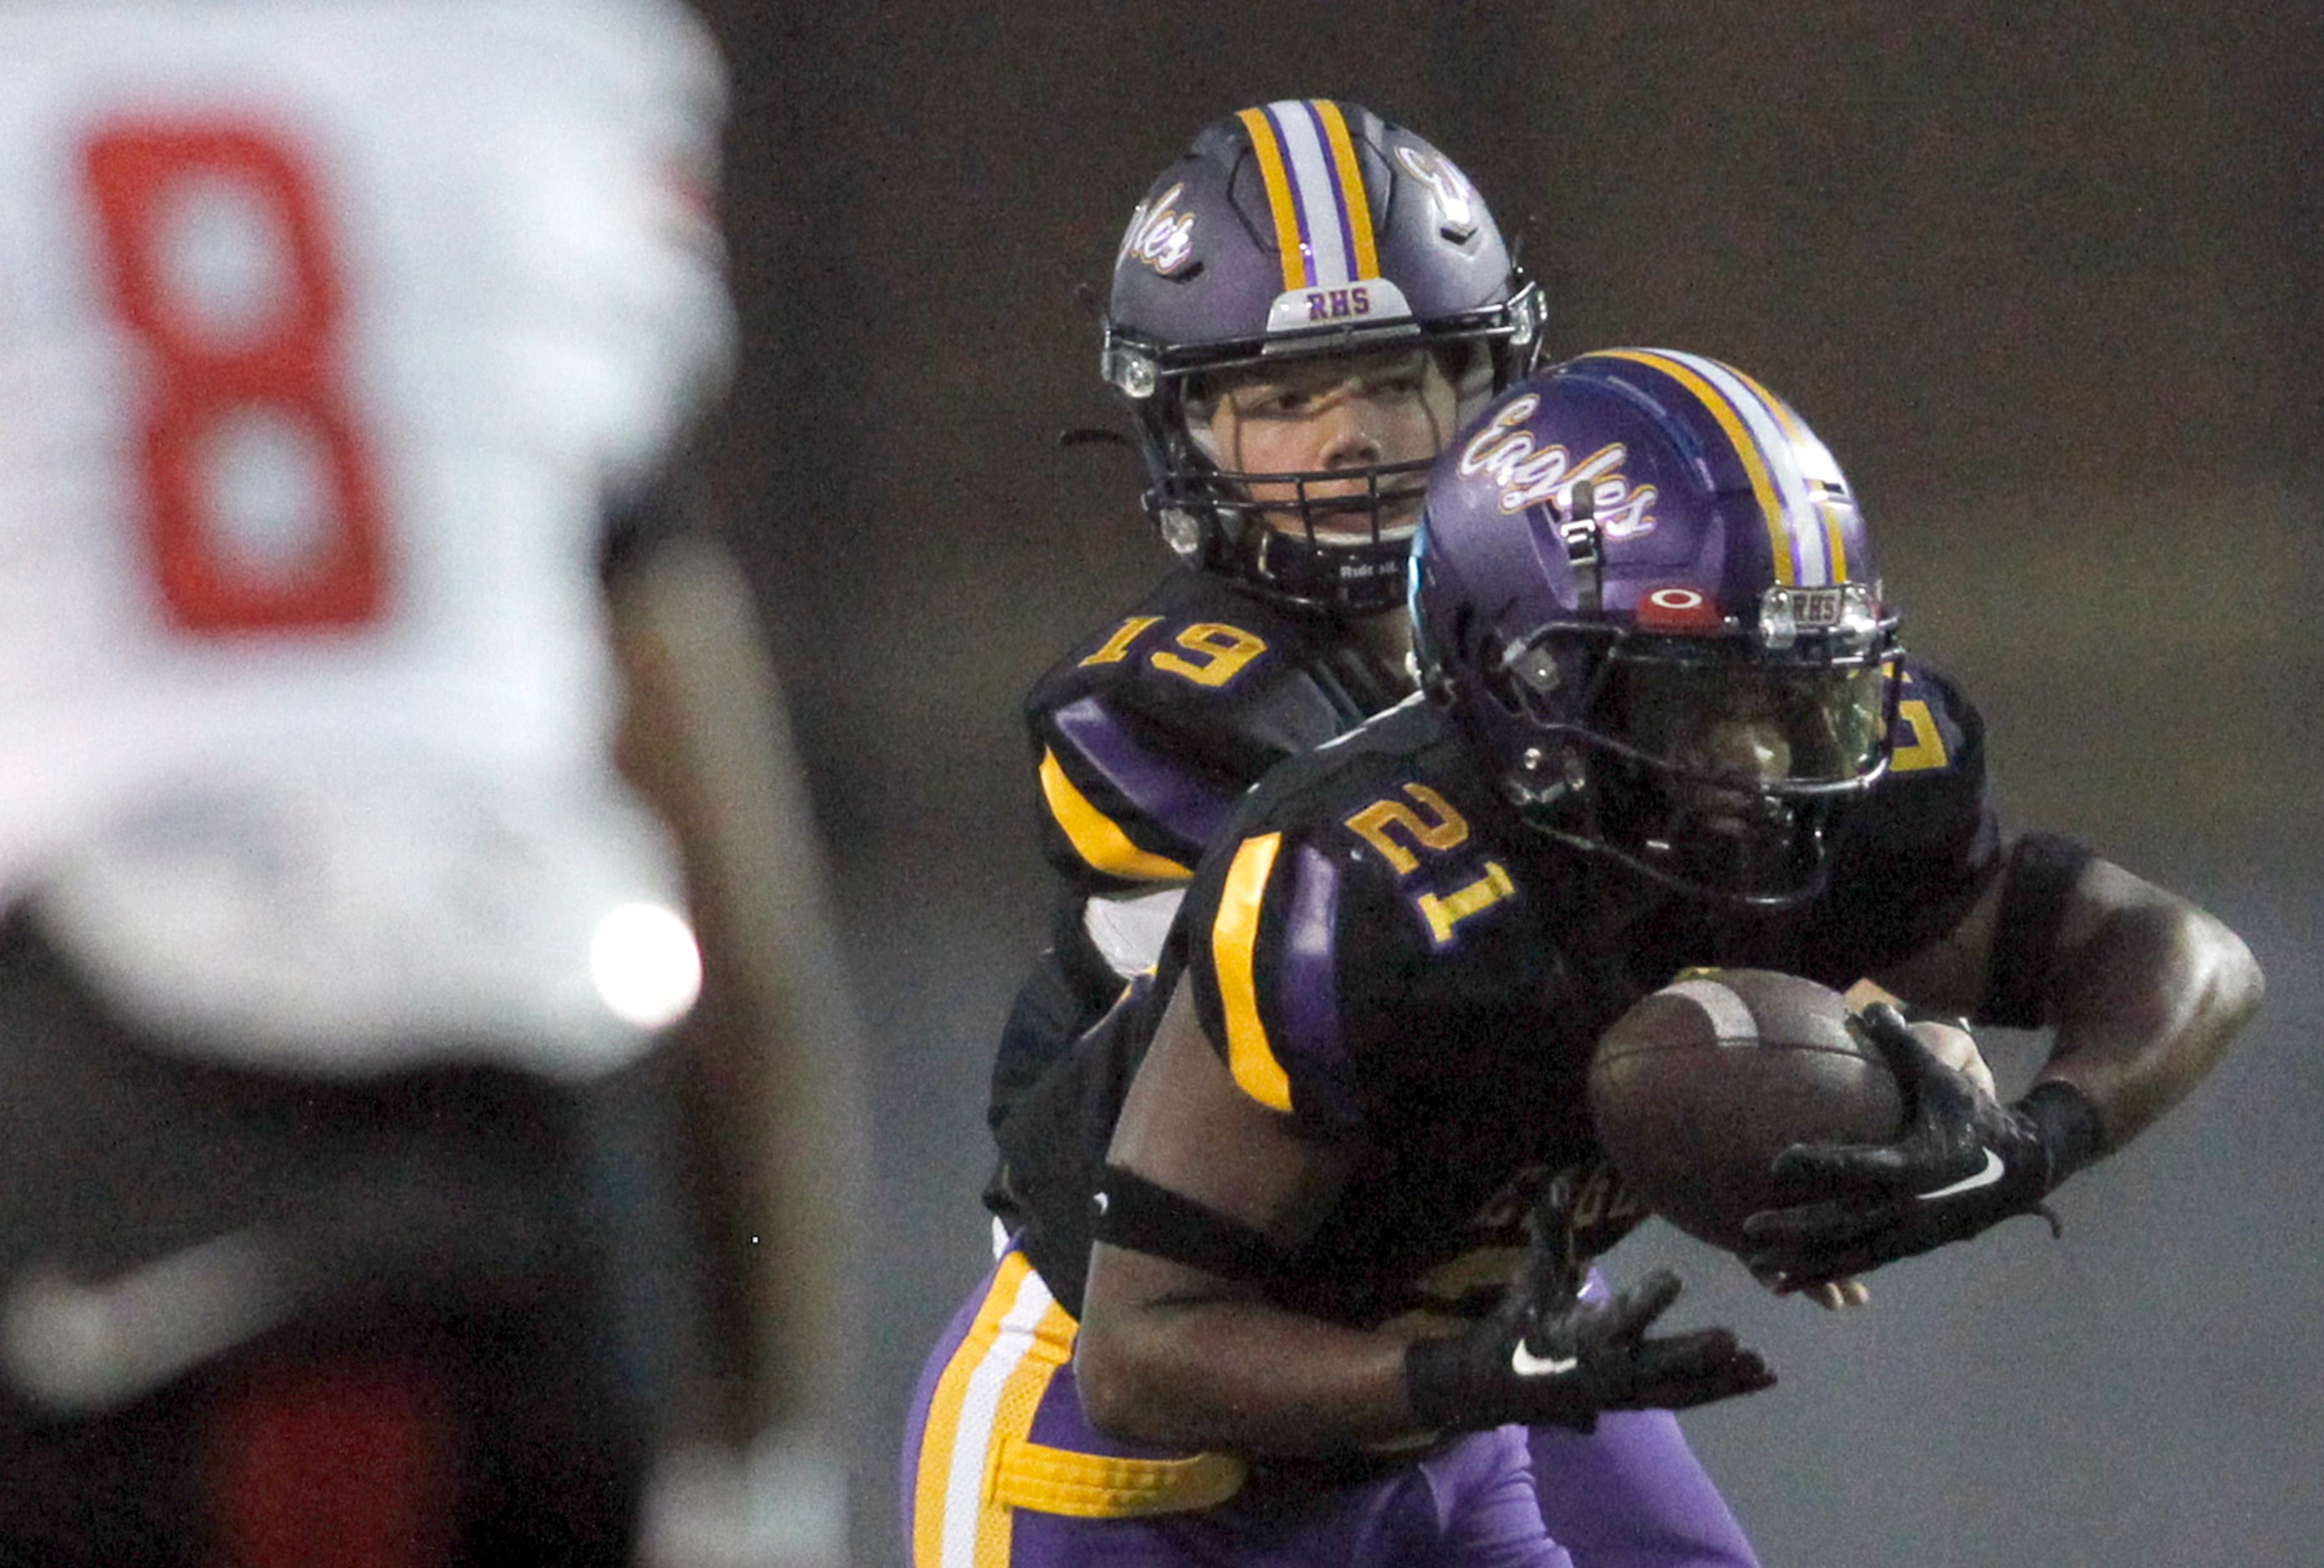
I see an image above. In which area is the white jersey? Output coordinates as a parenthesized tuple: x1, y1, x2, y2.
(0, 0, 737, 1078)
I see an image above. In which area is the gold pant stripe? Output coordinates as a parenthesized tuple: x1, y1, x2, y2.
(992, 1438, 1248, 1519)
(914, 1254, 1069, 1568)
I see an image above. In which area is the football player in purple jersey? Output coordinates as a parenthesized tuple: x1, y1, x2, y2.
(914, 348, 2261, 1565)
(986, 99, 1545, 1145)
(945, 102, 1762, 1566)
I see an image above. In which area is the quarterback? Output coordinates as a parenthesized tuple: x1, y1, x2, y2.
(987, 99, 1546, 1139)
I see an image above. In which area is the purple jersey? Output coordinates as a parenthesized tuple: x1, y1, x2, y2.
(1026, 569, 1405, 895)
(991, 569, 1405, 1133)
(1002, 656, 1997, 1327)
(963, 643, 1992, 1567)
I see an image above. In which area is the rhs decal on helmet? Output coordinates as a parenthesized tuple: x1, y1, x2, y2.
(1262, 276, 1415, 335)
(1456, 398, 1657, 538)
(1121, 182, 1197, 276)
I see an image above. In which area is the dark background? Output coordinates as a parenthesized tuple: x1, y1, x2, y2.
(691, 4, 2321, 1561)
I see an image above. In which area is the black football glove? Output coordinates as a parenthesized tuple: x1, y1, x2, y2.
(1739, 1003, 2106, 1290)
(1404, 1173, 1775, 1434)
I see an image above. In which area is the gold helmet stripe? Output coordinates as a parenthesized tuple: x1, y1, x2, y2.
(1594, 349, 1800, 586)
(1237, 106, 1309, 291)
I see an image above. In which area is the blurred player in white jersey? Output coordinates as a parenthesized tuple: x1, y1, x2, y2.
(0, 2, 860, 1563)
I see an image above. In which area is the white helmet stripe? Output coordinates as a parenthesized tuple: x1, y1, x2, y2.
(1263, 100, 1359, 289)
(1667, 350, 1832, 587)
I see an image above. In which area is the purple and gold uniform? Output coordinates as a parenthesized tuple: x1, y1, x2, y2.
(987, 96, 1544, 1149)
(911, 659, 1994, 1565)
(989, 569, 1405, 1137)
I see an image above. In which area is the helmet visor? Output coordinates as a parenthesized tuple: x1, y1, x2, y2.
(1594, 652, 1893, 792)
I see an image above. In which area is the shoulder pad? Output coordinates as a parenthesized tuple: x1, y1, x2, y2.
(1025, 575, 1403, 891)
(1175, 707, 1539, 1135)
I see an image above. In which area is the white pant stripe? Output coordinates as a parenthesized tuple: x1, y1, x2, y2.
(939, 1265, 1057, 1568)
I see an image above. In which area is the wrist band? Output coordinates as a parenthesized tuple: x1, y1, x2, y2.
(2018, 1079, 2106, 1186)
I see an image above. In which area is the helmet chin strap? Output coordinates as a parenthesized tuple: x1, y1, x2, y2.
(1241, 527, 1410, 618)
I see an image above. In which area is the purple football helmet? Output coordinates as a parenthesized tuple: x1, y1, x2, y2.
(1103, 99, 1545, 616)
(1410, 349, 1901, 905)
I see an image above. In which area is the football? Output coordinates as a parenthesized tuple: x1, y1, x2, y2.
(1587, 969, 1905, 1252)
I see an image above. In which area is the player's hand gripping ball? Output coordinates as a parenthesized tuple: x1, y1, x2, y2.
(1587, 969, 1905, 1253)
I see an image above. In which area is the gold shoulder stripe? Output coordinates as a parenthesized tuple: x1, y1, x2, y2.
(1213, 833, 1294, 1113)
(1039, 749, 1194, 883)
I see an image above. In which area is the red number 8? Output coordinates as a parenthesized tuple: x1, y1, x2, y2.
(84, 120, 388, 634)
